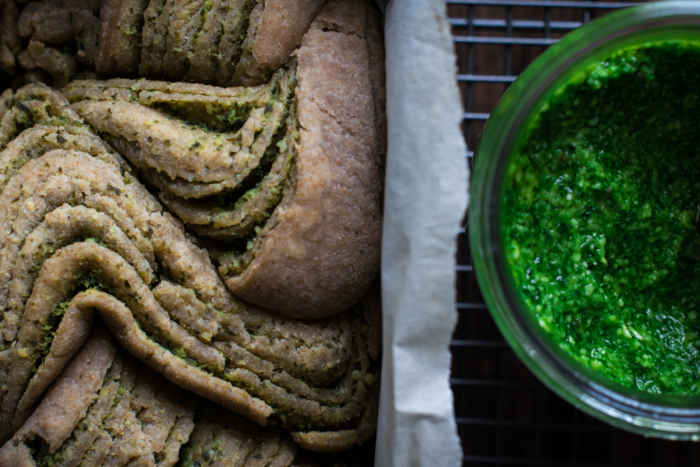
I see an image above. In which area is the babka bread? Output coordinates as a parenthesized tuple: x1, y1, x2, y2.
(97, 0, 327, 86)
(0, 83, 380, 452)
(66, 0, 384, 319)
(0, 0, 385, 461)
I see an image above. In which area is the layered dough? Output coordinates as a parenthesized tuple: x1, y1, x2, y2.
(179, 401, 298, 467)
(67, 1, 384, 319)
(0, 0, 385, 460)
(0, 85, 380, 453)
(96, 0, 327, 86)
(1, 0, 335, 89)
(0, 327, 312, 467)
(64, 63, 299, 246)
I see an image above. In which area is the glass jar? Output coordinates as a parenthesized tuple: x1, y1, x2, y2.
(470, 1, 700, 439)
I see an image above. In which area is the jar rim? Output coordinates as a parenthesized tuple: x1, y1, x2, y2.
(470, 0, 700, 439)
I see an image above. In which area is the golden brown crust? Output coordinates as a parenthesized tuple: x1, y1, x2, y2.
(231, 0, 327, 86)
(225, 14, 382, 319)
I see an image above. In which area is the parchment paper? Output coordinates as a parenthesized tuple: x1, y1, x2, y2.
(375, 0, 469, 466)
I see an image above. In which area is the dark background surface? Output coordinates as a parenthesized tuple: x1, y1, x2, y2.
(449, 1, 700, 465)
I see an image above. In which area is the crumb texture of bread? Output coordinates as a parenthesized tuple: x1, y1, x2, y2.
(225, 1, 382, 319)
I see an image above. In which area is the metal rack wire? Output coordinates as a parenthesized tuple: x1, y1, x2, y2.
(449, 1, 700, 465)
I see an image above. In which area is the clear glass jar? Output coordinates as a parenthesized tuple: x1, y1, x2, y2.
(470, 1, 700, 439)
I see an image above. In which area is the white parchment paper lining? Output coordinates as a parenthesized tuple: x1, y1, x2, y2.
(375, 0, 469, 466)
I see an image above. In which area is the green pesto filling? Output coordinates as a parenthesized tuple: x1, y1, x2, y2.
(25, 244, 217, 379)
(209, 116, 286, 212)
(153, 96, 266, 134)
(145, 327, 222, 375)
(221, 367, 351, 432)
(187, 0, 214, 58)
(166, 76, 295, 269)
(190, 0, 213, 49)
(176, 403, 228, 467)
(149, 65, 283, 133)
(182, 0, 254, 85)
(219, 151, 293, 267)
(209, 76, 289, 207)
(504, 41, 700, 395)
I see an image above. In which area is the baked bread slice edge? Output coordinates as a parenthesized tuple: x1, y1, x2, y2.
(223, 1, 383, 320)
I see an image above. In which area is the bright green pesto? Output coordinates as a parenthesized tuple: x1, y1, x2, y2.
(504, 42, 700, 395)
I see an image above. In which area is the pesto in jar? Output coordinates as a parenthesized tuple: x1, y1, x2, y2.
(504, 42, 700, 395)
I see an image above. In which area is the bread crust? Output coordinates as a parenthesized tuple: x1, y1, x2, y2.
(225, 1, 383, 319)
(231, 0, 327, 86)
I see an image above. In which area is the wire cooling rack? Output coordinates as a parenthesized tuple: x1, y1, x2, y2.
(448, 1, 700, 466)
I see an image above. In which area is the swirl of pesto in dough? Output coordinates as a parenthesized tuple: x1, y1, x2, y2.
(0, 84, 380, 453)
